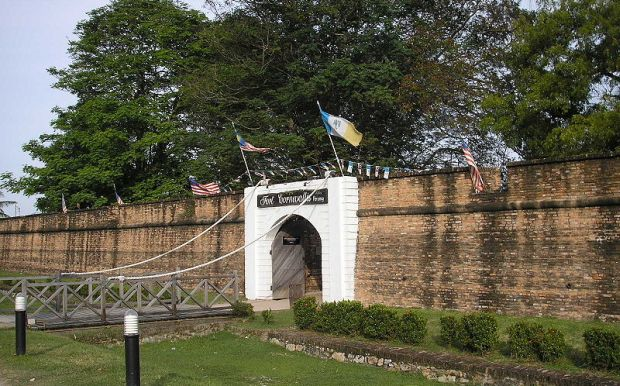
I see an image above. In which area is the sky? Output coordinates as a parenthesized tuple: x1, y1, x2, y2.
(0, 0, 537, 217)
(0, 0, 209, 216)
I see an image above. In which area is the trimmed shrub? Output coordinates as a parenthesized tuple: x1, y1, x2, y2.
(398, 310, 427, 344)
(313, 300, 364, 335)
(584, 328, 620, 370)
(292, 296, 318, 330)
(460, 313, 498, 354)
(261, 309, 274, 324)
(507, 322, 565, 362)
(232, 301, 254, 318)
(361, 304, 399, 340)
(537, 328, 565, 362)
(507, 322, 542, 359)
(440, 316, 462, 347)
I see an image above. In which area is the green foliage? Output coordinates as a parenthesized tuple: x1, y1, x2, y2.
(6, 0, 521, 210)
(292, 296, 318, 330)
(439, 316, 462, 347)
(232, 301, 254, 318)
(313, 300, 363, 336)
(460, 313, 498, 354)
(584, 328, 620, 370)
(3, 0, 207, 212)
(441, 313, 498, 354)
(398, 310, 427, 345)
(507, 322, 565, 362)
(261, 308, 274, 324)
(360, 304, 399, 340)
(483, 0, 620, 158)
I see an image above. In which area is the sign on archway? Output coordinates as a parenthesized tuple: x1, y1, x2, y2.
(244, 177, 359, 302)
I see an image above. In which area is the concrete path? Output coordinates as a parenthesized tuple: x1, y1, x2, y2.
(249, 299, 290, 312)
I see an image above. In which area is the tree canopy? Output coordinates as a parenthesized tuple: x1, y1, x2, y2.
(5, 0, 527, 212)
(482, 0, 620, 159)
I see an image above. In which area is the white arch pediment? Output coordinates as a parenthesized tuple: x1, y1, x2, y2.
(244, 177, 359, 302)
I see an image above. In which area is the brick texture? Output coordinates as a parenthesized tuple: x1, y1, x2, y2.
(356, 154, 619, 320)
(0, 154, 618, 320)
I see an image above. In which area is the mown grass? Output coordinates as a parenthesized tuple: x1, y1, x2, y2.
(233, 308, 620, 380)
(0, 329, 444, 385)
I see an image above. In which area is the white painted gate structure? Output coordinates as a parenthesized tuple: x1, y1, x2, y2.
(244, 177, 359, 302)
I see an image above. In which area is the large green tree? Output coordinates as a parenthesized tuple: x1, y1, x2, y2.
(182, 0, 519, 179)
(4, 0, 206, 212)
(482, 0, 620, 159)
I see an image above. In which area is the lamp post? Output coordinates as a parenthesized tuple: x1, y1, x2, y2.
(15, 293, 26, 355)
(124, 309, 140, 386)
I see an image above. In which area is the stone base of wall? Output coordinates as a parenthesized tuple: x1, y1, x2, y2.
(231, 328, 619, 386)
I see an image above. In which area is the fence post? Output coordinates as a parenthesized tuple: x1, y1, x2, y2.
(137, 282, 142, 312)
(233, 270, 239, 303)
(87, 277, 93, 304)
(171, 275, 177, 318)
(20, 278, 27, 298)
(100, 276, 107, 323)
(55, 272, 62, 313)
(62, 283, 68, 320)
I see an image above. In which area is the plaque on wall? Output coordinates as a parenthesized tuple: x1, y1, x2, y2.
(257, 189, 328, 208)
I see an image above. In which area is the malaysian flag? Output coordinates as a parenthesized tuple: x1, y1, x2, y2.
(462, 142, 485, 193)
(189, 177, 220, 196)
(235, 130, 270, 153)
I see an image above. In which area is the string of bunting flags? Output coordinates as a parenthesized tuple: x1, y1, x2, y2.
(249, 159, 415, 181)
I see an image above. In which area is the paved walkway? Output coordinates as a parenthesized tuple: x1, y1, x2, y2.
(249, 298, 290, 312)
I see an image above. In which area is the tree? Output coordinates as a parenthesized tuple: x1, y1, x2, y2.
(482, 0, 620, 159)
(0, 192, 16, 218)
(3, 0, 206, 212)
(183, 0, 519, 174)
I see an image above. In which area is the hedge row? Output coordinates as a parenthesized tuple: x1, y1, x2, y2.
(292, 297, 427, 344)
(293, 298, 620, 370)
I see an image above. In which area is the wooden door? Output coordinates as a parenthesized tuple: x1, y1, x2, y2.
(271, 229, 305, 299)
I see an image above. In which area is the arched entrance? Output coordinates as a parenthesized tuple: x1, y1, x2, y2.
(244, 176, 359, 302)
(270, 215, 322, 299)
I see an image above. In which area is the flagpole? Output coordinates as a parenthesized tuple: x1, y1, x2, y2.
(317, 101, 344, 177)
(233, 123, 254, 185)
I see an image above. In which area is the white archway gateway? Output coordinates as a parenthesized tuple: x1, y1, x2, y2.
(244, 177, 359, 302)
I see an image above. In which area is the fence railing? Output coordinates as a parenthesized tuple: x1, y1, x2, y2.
(0, 272, 239, 324)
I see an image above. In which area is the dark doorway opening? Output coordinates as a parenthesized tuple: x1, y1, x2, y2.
(271, 215, 322, 300)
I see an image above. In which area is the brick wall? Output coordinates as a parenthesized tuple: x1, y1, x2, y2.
(0, 194, 246, 288)
(0, 154, 617, 320)
(356, 154, 619, 320)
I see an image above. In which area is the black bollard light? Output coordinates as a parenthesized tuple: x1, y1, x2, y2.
(124, 309, 140, 386)
(15, 293, 26, 356)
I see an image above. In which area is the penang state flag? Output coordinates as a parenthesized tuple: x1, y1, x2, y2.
(318, 102, 363, 147)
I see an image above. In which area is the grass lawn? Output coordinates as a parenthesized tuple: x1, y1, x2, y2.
(0, 329, 444, 386)
(234, 308, 620, 380)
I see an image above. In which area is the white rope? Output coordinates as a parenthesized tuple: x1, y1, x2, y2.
(111, 177, 330, 281)
(64, 185, 259, 276)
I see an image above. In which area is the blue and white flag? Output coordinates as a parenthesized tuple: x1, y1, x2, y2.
(317, 102, 363, 147)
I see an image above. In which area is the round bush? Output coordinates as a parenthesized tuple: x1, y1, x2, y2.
(313, 300, 364, 335)
(460, 313, 498, 354)
(439, 315, 462, 347)
(232, 301, 254, 318)
(292, 296, 318, 330)
(361, 304, 399, 340)
(584, 328, 620, 370)
(507, 322, 542, 359)
(398, 310, 427, 344)
(536, 328, 565, 362)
